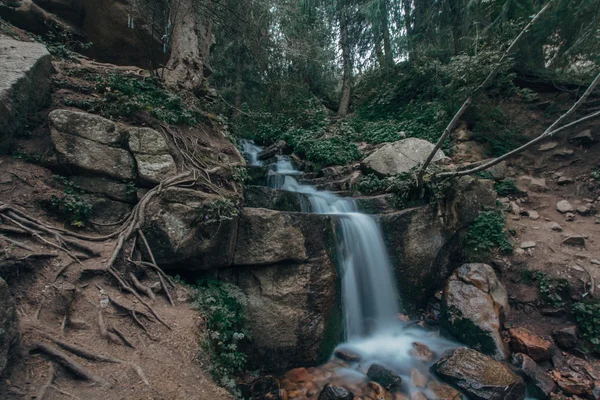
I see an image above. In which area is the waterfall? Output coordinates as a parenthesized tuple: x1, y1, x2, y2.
(244, 145, 400, 339)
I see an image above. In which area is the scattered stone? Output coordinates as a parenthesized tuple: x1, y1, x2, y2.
(553, 148, 574, 158)
(591, 259, 600, 266)
(432, 348, 525, 400)
(361, 138, 446, 177)
(529, 178, 547, 192)
(528, 210, 540, 220)
(569, 129, 595, 145)
(367, 364, 402, 391)
(511, 353, 557, 399)
(426, 381, 461, 400)
(548, 222, 563, 232)
(518, 175, 533, 186)
(561, 235, 586, 247)
(515, 248, 525, 255)
(556, 200, 574, 213)
(318, 384, 354, 400)
(570, 264, 585, 272)
(553, 172, 563, 179)
(441, 264, 509, 360)
(510, 202, 521, 215)
(539, 141, 558, 151)
(367, 382, 393, 400)
(557, 176, 574, 185)
(509, 327, 552, 361)
(489, 161, 507, 181)
(410, 368, 428, 388)
(576, 204, 593, 215)
(286, 368, 309, 382)
(0, 278, 19, 376)
(520, 241, 536, 249)
(552, 326, 578, 350)
(565, 213, 576, 221)
(551, 370, 594, 397)
(334, 349, 361, 362)
(410, 342, 435, 362)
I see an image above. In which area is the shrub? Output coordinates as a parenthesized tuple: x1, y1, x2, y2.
(45, 176, 93, 227)
(573, 300, 600, 351)
(463, 210, 512, 261)
(355, 174, 389, 195)
(494, 179, 521, 196)
(194, 278, 249, 393)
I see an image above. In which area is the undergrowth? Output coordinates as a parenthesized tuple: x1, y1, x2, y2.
(193, 278, 249, 394)
(494, 179, 521, 196)
(573, 300, 600, 352)
(45, 176, 93, 227)
(463, 209, 512, 261)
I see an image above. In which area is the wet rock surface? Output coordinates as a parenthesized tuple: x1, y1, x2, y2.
(511, 353, 557, 399)
(367, 364, 402, 390)
(432, 347, 526, 400)
(441, 263, 509, 360)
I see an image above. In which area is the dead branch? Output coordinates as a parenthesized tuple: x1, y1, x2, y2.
(36, 362, 56, 400)
(435, 109, 600, 179)
(417, 1, 553, 185)
(34, 342, 109, 387)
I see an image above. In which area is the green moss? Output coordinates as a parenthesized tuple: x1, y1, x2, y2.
(440, 305, 498, 356)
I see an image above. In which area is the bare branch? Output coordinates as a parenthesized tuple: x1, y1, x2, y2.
(417, 1, 553, 185)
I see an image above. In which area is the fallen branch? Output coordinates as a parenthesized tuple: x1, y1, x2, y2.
(417, 1, 553, 185)
(34, 342, 109, 387)
(435, 108, 600, 179)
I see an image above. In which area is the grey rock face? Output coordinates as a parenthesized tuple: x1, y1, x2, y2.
(0, 37, 52, 153)
(127, 127, 176, 185)
(0, 278, 19, 377)
(361, 138, 446, 177)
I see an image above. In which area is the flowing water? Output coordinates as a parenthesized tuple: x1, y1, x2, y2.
(241, 140, 456, 396)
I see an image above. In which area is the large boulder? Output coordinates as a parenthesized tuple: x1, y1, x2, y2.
(233, 208, 308, 266)
(143, 187, 239, 269)
(0, 36, 52, 153)
(219, 212, 340, 371)
(432, 347, 526, 400)
(380, 176, 496, 310)
(441, 263, 509, 360)
(0, 278, 19, 377)
(49, 110, 136, 180)
(361, 138, 446, 177)
(510, 353, 557, 399)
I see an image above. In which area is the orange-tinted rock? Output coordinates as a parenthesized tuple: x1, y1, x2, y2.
(426, 381, 461, 400)
(335, 349, 362, 362)
(409, 391, 427, 400)
(288, 368, 310, 382)
(410, 342, 435, 362)
(509, 327, 552, 361)
(410, 369, 428, 388)
(393, 393, 409, 400)
(367, 382, 392, 400)
(279, 389, 289, 400)
(551, 370, 594, 396)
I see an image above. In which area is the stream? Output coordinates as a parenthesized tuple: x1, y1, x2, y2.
(242, 140, 458, 399)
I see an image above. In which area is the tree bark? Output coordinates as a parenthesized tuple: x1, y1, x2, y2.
(233, 50, 244, 119)
(338, 2, 352, 118)
(163, 0, 213, 95)
(381, 0, 393, 66)
(374, 29, 385, 67)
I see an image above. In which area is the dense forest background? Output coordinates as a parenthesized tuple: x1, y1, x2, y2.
(203, 0, 600, 167)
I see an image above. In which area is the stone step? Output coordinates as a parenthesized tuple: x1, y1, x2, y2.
(244, 185, 397, 214)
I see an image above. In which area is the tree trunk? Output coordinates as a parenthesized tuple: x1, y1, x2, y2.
(338, 3, 352, 118)
(374, 29, 385, 67)
(233, 50, 244, 119)
(163, 0, 213, 95)
(381, 0, 393, 66)
(403, 0, 414, 60)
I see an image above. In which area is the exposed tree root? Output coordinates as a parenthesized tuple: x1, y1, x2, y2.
(0, 233, 34, 251)
(34, 342, 109, 387)
(54, 261, 75, 282)
(129, 272, 156, 301)
(50, 385, 81, 399)
(97, 310, 122, 345)
(36, 362, 56, 400)
(110, 326, 136, 349)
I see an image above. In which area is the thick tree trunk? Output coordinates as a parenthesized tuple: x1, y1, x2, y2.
(337, 4, 352, 118)
(163, 0, 213, 95)
(374, 29, 385, 67)
(403, 0, 414, 60)
(232, 51, 244, 119)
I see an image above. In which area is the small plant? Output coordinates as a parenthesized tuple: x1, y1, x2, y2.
(537, 272, 570, 308)
(463, 209, 512, 261)
(355, 174, 389, 194)
(194, 278, 249, 394)
(12, 149, 45, 164)
(231, 166, 249, 184)
(494, 179, 521, 196)
(572, 300, 600, 351)
(591, 169, 600, 180)
(45, 176, 93, 227)
(197, 198, 239, 224)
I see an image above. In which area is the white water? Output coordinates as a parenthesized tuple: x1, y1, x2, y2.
(242, 142, 457, 393)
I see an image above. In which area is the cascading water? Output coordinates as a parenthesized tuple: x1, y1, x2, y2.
(241, 140, 457, 395)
